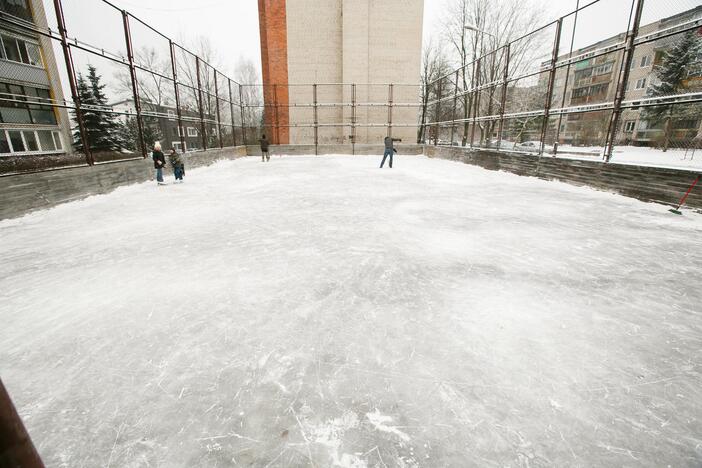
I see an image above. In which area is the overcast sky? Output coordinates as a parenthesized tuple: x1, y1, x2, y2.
(52, 0, 701, 84)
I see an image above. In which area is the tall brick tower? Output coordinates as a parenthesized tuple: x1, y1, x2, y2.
(257, 0, 424, 145)
(258, 0, 290, 144)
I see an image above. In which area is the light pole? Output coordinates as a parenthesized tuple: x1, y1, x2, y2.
(464, 24, 496, 41)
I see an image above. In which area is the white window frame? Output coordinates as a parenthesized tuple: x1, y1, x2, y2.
(635, 78, 647, 90)
(177, 126, 185, 137)
(172, 141, 186, 152)
(187, 127, 198, 137)
(640, 55, 651, 68)
(0, 128, 65, 156)
(624, 121, 636, 133)
(0, 33, 43, 68)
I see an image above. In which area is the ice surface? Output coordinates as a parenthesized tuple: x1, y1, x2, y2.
(1, 155, 701, 467)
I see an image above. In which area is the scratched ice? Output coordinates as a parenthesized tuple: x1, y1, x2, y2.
(1, 155, 701, 467)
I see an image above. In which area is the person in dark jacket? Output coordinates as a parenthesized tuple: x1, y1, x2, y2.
(380, 136, 401, 168)
(169, 148, 184, 183)
(152, 141, 166, 184)
(259, 134, 270, 162)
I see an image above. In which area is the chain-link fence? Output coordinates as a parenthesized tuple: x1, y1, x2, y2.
(244, 82, 423, 152)
(0, 0, 255, 175)
(423, 0, 702, 169)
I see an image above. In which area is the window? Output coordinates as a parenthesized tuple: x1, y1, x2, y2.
(673, 119, 697, 130)
(640, 55, 651, 68)
(38, 130, 55, 151)
(187, 127, 198, 137)
(635, 78, 647, 90)
(624, 121, 636, 133)
(0, 35, 42, 66)
(172, 141, 186, 152)
(0, 83, 56, 125)
(24, 130, 38, 151)
(7, 130, 24, 152)
(0, 0, 33, 22)
(0, 131, 9, 153)
(52, 131, 62, 150)
(177, 126, 185, 137)
(592, 63, 613, 76)
(0, 129, 64, 155)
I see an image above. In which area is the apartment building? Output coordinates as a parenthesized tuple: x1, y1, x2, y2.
(0, 0, 72, 157)
(547, 5, 701, 147)
(111, 98, 219, 153)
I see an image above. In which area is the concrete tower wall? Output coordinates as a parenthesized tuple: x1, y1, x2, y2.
(259, 0, 424, 145)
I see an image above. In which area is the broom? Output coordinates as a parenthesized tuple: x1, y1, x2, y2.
(669, 174, 700, 215)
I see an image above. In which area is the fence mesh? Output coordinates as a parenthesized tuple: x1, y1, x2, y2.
(0, 0, 700, 175)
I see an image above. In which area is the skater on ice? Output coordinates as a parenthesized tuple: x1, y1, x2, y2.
(169, 147, 185, 183)
(152, 141, 166, 185)
(259, 134, 270, 162)
(380, 135, 401, 168)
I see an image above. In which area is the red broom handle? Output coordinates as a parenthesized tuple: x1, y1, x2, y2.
(675, 175, 700, 210)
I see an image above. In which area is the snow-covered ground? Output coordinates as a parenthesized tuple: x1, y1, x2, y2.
(1, 155, 701, 467)
(555, 145, 701, 170)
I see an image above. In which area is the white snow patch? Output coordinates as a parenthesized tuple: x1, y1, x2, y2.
(366, 409, 410, 442)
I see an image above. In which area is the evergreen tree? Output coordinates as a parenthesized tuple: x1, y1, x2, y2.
(642, 32, 701, 152)
(118, 115, 162, 153)
(72, 65, 123, 153)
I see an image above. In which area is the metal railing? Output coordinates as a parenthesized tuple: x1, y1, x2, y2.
(422, 0, 702, 166)
(0, 0, 254, 174)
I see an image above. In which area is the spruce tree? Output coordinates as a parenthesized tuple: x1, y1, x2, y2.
(642, 32, 701, 152)
(72, 65, 123, 153)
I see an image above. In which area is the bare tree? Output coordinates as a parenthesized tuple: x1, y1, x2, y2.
(233, 56, 263, 143)
(418, 39, 451, 143)
(116, 46, 171, 107)
(441, 0, 546, 146)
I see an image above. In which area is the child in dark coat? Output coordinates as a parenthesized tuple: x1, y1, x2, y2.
(169, 148, 185, 183)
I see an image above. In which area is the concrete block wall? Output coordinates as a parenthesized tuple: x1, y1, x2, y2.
(0, 147, 247, 220)
(425, 145, 702, 209)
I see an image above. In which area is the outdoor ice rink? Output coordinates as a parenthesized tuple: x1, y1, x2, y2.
(1, 155, 701, 467)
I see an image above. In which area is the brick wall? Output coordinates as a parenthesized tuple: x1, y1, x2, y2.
(425, 145, 702, 210)
(0, 147, 248, 220)
(258, 0, 290, 144)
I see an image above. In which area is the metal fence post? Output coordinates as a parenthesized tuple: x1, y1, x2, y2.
(214, 71, 223, 148)
(239, 84, 246, 145)
(122, 11, 147, 158)
(554, 0, 580, 153)
(470, 58, 482, 147)
(53, 0, 93, 165)
(195, 57, 208, 150)
(496, 44, 511, 151)
(450, 70, 459, 146)
(273, 84, 280, 144)
(228, 79, 237, 147)
(387, 83, 394, 138)
(0, 379, 44, 468)
(604, 0, 645, 162)
(434, 78, 442, 146)
(538, 18, 563, 155)
(351, 83, 356, 155)
(313, 84, 319, 155)
(169, 41, 186, 153)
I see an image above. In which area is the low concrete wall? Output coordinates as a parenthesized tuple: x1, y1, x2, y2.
(0, 146, 248, 220)
(246, 144, 424, 156)
(424, 145, 702, 210)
